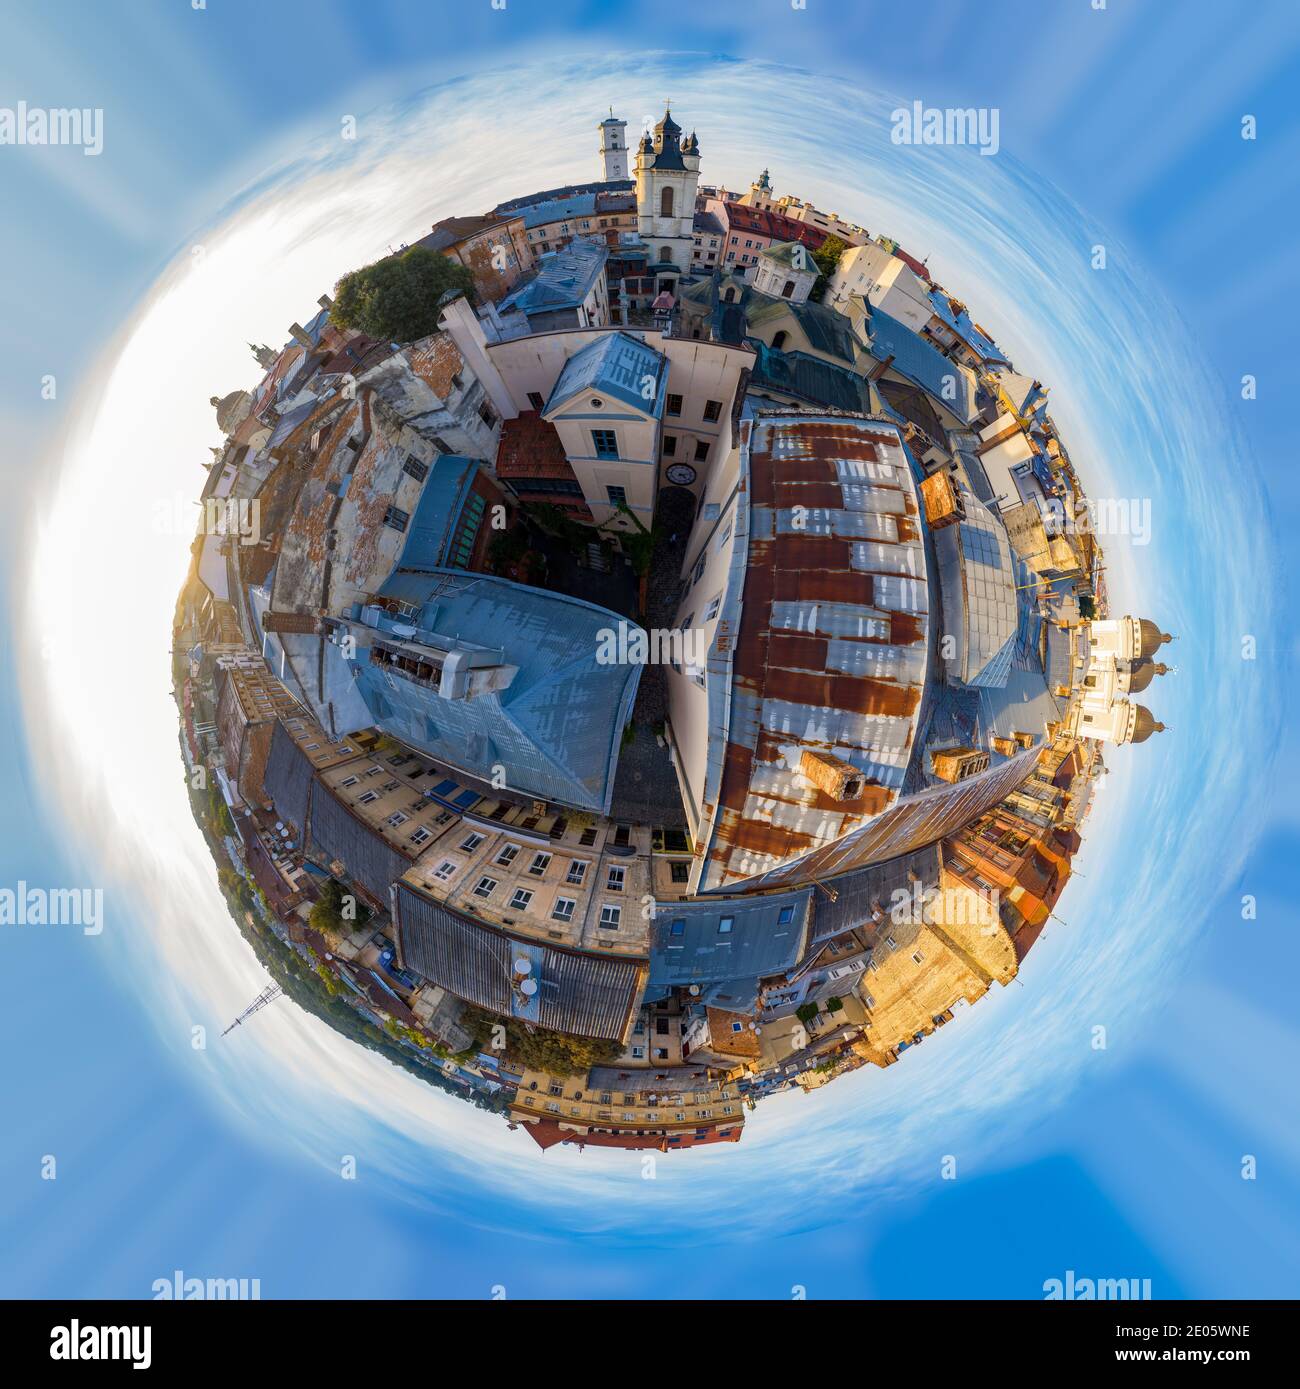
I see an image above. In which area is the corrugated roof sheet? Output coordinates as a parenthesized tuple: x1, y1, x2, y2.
(263, 721, 315, 834)
(699, 413, 930, 890)
(394, 883, 643, 1041)
(934, 489, 1019, 688)
(308, 786, 414, 906)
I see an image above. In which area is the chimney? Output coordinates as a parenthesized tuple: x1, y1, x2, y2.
(867, 353, 894, 381)
(799, 749, 866, 801)
(288, 322, 313, 351)
(318, 294, 333, 310)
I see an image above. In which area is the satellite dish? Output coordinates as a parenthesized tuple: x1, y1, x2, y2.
(513, 958, 532, 975)
(520, 978, 538, 997)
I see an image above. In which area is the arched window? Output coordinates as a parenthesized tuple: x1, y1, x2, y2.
(660, 185, 674, 218)
(781, 280, 796, 298)
(723, 287, 736, 303)
(771, 330, 788, 350)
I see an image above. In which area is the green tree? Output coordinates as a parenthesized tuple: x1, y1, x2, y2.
(308, 876, 371, 938)
(809, 235, 848, 302)
(330, 247, 475, 343)
(460, 1006, 622, 1078)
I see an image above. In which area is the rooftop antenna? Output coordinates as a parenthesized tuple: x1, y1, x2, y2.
(222, 982, 283, 1037)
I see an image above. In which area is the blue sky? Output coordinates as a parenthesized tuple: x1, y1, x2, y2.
(1, 1, 1298, 1298)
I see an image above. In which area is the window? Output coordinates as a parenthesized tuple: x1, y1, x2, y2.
(663, 434, 677, 456)
(772, 330, 789, 351)
(565, 860, 588, 885)
(477, 401, 497, 429)
(473, 876, 498, 899)
(430, 434, 452, 455)
(718, 916, 734, 934)
(509, 888, 533, 912)
(912, 950, 925, 965)
(460, 832, 485, 852)
(592, 429, 618, 459)
(692, 555, 706, 585)
(528, 852, 551, 876)
(402, 455, 428, 482)
(358, 791, 378, 805)
(579, 827, 597, 847)
(680, 612, 694, 631)
(599, 903, 622, 929)
(383, 506, 409, 532)
(666, 393, 683, 417)
(691, 667, 706, 689)
(660, 186, 674, 218)
(670, 919, 685, 937)
(552, 897, 576, 922)
(495, 844, 520, 866)
(703, 399, 721, 422)
(410, 827, 431, 846)
(885, 934, 897, 949)
(718, 522, 732, 550)
(778, 905, 794, 925)
(670, 861, 690, 883)
(781, 279, 796, 298)
(606, 866, 625, 892)
(606, 484, 627, 507)
(705, 594, 722, 622)
(340, 776, 359, 788)
(694, 439, 709, 463)
(527, 391, 545, 411)
(432, 860, 456, 881)
(385, 811, 408, 828)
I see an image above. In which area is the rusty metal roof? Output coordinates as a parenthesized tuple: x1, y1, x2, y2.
(698, 412, 931, 890)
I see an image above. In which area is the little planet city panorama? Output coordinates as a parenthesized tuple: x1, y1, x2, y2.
(175, 108, 1172, 1156)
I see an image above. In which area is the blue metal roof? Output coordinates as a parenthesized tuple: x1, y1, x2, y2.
(520, 192, 597, 229)
(648, 891, 811, 1001)
(927, 288, 1010, 365)
(499, 240, 608, 318)
(544, 332, 668, 416)
(351, 569, 642, 813)
(393, 456, 478, 572)
(868, 306, 978, 423)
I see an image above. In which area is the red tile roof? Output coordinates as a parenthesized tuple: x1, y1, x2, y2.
(521, 1119, 743, 1152)
(496, 411, 579, 482)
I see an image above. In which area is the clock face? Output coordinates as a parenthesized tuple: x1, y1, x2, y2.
(665, 463, 697, 486)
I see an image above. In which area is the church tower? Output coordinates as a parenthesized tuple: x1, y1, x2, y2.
(598, 111, 628, 181)
(635, 108, 701, 293)
(1068, 615, 1173, 746)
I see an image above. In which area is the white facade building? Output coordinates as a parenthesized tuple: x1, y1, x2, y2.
(826, 241, 933, 332)
(635, 109, 702, 292)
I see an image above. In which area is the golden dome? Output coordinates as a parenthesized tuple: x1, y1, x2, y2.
(1137, 619, 1174, 659)
(1127, 659, 1170, 693)
(1129, 705, 1167, 743)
